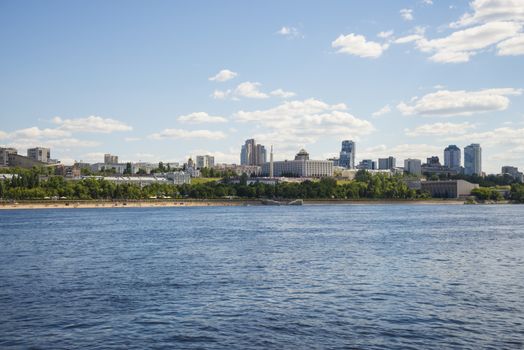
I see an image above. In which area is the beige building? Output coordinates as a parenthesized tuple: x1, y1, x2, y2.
(421, 180, 479, 198)
(27, 147, 50, 163)
(104, 154, 119, 164)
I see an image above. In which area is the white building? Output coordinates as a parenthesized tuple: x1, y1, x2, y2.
(91, 163, 128, 174)
(196, 155, 215, 169)
(213, 164, 261, 176)
(166, 171, 192, 185)
(261, 149, 333, 177)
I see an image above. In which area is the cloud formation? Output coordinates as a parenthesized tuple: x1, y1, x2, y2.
(177, 112, 227, 124)
(397, 88, 522, 116)
(208, 69, 238, 82)
(235, 98, 374, 149)
(270, 89, 296, 98)
(52, 116, 132, 133)
(394, 0, 524, 62)
(372, 105, 391, 118)
(400, 9, 414, 21)
(332, 33, 388, 58)
(405, 122, 476, 136)
(277, 26, 302, 39)
(150, 129, 226, 140)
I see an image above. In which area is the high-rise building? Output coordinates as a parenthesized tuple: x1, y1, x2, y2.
(357, 159, 376, 170)
(426, 156, 441, 167)
(0, 147, 17, 166)
(378, 156, 396, 170)
(339, 140, 355, 169)
(104, 153, 119, 164)
(501, 166, 523, 182)
(464, 144, 482, 176)
(269, 145, 274, 178)
(404, 159, 422, 176)
(240, 139, 266, 166)
(196, 155, 215, 169)
(444, 145, 461, 170)
(27, 147, 50, 163)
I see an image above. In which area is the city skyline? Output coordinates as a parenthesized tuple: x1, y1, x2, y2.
(1, 0, 523, 173)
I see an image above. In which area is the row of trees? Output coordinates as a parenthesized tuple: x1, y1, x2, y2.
(2, 168, 523, 202)
(1, 169, 424, 200)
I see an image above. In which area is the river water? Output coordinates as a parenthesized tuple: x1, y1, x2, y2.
(0, 204, 523, 349)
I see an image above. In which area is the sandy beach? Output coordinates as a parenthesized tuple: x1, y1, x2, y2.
(0, 198, 470, 210)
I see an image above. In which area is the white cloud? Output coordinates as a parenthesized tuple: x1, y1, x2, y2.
(234, 98, 374, 149)
(400, 9, 414, 21)
(186, 149, 239, 164)
(360, 143, 442, 162)
(332, 33, 388, 58)
(396, 1, 524, 62)
(10, 126, 70, 139)
(208, 69, 238, 82)
(0, 130, 7, 139)
(446, 126, 524, 147)
(397, 88, 522, 116)
(377, 30, 394, 39)
(177, 112, 227, 124)
(451, 0, 524, 28)
(52, 116, 132, 133)
(234, 81, 269, 99)
(416, 21, 522, 63)
(211, 89, 231, 100)
(43, 138, 100, 148)
(497, 33, 524, 55)
(150, 129, 226, 140)
(270, 89, 296, 98)
(422, 0, 433, 5)
(395, 34, 424, 44)
(405, 122, 476, 136)
(372, 105, 392, 117)
(277, 26, 302, 39)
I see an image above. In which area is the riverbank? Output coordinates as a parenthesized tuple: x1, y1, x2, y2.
(0, 198, 474, 209)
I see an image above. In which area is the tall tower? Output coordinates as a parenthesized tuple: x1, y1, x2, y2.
(240, 139, 267, 166)
(269, 145, 274, 178)
(464, 144, 482, 176)
(339, 140, 355, 169)
(444, 145, 461, 170)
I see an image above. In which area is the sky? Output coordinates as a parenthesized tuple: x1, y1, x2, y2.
(1, 0, 523, 173)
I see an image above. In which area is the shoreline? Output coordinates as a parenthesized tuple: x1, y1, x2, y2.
(0, 198, 474, 210)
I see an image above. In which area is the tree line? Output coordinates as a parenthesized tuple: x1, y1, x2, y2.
(1, 169, 422, 200)
(1, 168, 523, 202)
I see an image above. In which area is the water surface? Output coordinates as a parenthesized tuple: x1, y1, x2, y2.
(1, 205, 523, 349)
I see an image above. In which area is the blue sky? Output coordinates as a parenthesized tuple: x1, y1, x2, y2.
(1, 0, 523, 173)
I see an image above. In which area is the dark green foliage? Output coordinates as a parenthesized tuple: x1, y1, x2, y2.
(471, 187, 503, 201)
(0, 170, 422, 201)
(510, 183, 524, 203)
